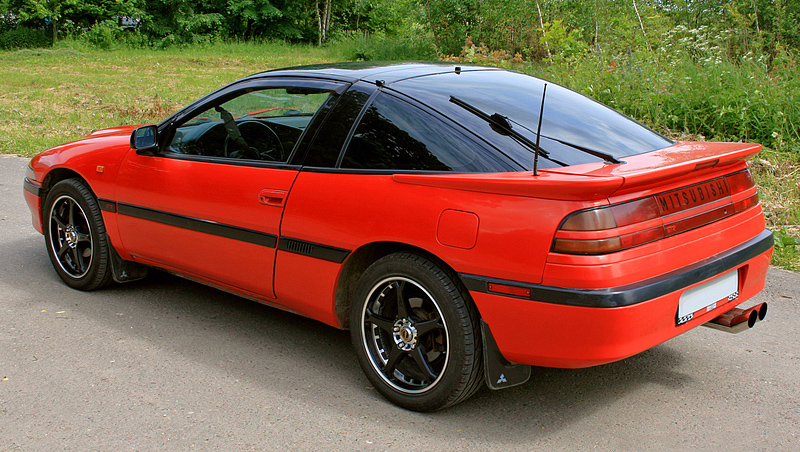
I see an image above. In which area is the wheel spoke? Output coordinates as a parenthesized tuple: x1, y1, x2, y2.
(382, 346, 405, 376)
(57, 242, 70, 259)
(394, 281, 411, 318)
(67, 199, 76, 226)
(410, 345, 438, 381)
(71, 247, 84, 273)
(52, 215, 67, 230)
(364, 307, 395, 334)
(76, 232, 91, 244)
(414, 316, 443, 337)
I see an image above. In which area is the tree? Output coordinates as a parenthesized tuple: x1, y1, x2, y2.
(17, 0, 71, 42)
(316, 0, 331, 44)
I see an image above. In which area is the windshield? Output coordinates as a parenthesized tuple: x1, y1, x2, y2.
(392, 70, 673, 169)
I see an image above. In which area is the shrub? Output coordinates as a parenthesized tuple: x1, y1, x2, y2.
(82, 20, 122, 50)
(333, 32, 436, 61)
(0, 27, 52, 50)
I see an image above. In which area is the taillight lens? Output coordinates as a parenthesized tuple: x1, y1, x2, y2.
(552, 168, 759, 255)
(726, 170, 755, 194)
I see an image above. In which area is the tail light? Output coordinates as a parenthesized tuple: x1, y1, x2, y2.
(552, 169, 759, 255)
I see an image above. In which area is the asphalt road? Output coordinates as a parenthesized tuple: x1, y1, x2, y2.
(1, 154, 799, 451)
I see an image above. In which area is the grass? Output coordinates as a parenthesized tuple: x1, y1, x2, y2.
(750, 149, 800, 270)
(1, 40, 797, 270)
(0, 41, 338, 154)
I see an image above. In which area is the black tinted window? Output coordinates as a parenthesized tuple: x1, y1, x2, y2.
(302, 83, 373, 167)
(394, 70, 674, 168)
(342, 93, 515, 172)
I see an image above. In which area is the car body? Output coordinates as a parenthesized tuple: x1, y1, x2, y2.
(24, 63, 773, 411)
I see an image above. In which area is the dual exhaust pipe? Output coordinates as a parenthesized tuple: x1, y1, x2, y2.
(703, 302, 768, 333)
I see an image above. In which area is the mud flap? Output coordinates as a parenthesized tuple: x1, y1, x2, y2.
(109, 244, 149, 283)
(481, 320, 531, 390)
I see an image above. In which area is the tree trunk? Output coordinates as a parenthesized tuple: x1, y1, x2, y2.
(316, 0, 332, 45)
(753, 0, 760, 33)
(594, 0, 600, 51)
(536, 1, 551, 59)
(316, 0, 322, 46)
(424, 0, 441, 52)
(324, 0, 331, 42)
(632, 0, 651, 53)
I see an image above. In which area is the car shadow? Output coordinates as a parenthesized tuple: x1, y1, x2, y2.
(13, 243, 695, 443)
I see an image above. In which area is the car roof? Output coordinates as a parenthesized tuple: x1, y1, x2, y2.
(244, 62, 505, 85)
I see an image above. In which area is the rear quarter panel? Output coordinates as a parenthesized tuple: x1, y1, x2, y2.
(276, 170, 594, 323)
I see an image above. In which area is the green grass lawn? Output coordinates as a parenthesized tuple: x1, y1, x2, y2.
(2, 41, 797, 270)
(0, 42, 339, 155)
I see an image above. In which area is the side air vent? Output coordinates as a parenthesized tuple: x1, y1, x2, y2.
(285, 239, 314, 256)
(277, 237, 352, 263)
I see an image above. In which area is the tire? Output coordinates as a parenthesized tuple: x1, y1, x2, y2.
(43, 179, 113, 291)
(350, 252, 483, 411)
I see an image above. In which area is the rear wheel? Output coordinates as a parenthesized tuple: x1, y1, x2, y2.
(350, 252, 483, 411)
(44, 179, 112, 291)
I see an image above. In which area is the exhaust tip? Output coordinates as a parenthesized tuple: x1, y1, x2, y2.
(757, 302, 768, 321)
(703, 302, 767, 334)
(745, 308, 757, 328)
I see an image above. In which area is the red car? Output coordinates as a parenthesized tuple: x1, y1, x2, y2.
(24, 63, 772, 411)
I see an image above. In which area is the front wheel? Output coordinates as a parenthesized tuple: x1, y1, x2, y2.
(44, 179, 112, 291)
(350, 253, 483, 411)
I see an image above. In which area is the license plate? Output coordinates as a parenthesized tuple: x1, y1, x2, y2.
(656, 177, 730, 214)
(676, 270, 739, 325)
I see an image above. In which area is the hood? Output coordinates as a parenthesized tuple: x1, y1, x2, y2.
(29, 125, 142, 184)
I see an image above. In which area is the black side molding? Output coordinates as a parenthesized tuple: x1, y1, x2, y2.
(117, 202, 278, 248)
(97, 199, 117, 213)
(277, 237, 351, 263)
(461, 229, 774, 308)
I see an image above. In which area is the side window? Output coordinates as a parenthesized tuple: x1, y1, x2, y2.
(302, 83, 373, 168)
(341, 93, 514, 172)
(167, 87, 332, 162)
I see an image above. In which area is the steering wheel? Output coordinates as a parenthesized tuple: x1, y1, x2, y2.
(223, 120, 286, 161)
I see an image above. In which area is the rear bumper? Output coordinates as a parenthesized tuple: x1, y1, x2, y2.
(463, 229, 773, 368)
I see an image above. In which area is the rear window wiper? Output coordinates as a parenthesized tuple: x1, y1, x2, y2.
(532, 131, 623, 164)
(450, 96, 549, 158)
(449, 96, 622, 165)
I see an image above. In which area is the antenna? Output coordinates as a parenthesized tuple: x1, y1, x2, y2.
(533, 83, 547, 176)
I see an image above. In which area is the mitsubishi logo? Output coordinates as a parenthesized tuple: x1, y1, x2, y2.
(496, 374, 507, 384)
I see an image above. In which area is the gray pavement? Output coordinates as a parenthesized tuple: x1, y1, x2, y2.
(1, 154, 798, 451)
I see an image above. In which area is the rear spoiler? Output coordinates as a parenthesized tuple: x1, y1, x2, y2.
(393, 142, 761, 201)
(546, 141, 762, 197)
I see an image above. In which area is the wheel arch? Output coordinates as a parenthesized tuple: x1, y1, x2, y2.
(40, 168, 90, 206)
(334, 241, 476, 329)
(36, 168, 89, 224)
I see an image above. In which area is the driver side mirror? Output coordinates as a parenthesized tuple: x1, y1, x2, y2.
(130, 125, 159, 155)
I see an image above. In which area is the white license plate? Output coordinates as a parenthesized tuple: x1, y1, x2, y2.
(677, 269, 739, 325)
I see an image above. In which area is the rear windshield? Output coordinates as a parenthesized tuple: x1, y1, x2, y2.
(392, 70, 673, 169)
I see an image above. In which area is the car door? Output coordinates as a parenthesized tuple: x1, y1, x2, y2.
(114, 78, 346, 300)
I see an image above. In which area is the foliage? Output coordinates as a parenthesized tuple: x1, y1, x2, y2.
(538, 19, 588, 62)
(333, 31, 436, 61)
(81, 19, 120, 50)
(0, 25, 50, 49)
(441, 36, 523, 66)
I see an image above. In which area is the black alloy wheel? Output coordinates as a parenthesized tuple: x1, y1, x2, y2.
(44, 179, 112, 291)
(350, 253, 483, 411)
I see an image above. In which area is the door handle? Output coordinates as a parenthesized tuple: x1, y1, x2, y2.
(259, 189, 287, 207)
